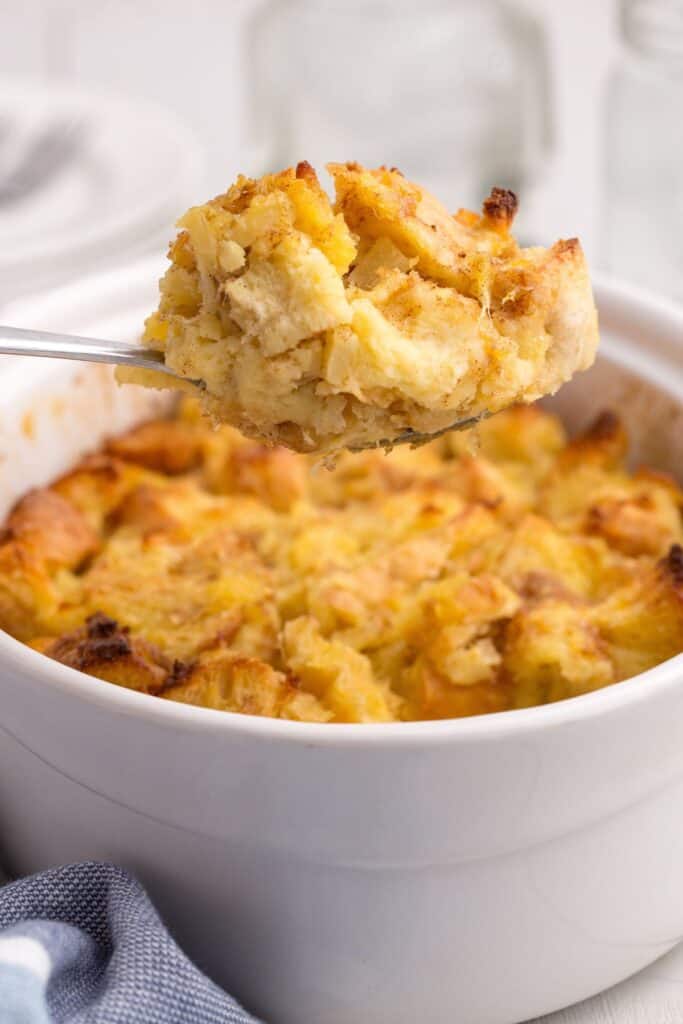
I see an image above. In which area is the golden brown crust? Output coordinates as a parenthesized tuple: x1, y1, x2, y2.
(203, 437, 308, 511)
(106, 420, 205, 475)
(575, 410, 626, 454)
(1, 489, 99, 571)
(482, 187, 519, 230)
(662, 543, 683, 586)
(584, 494, 673, 557)
(42, 613, 171, 693)
(2, 401, 680, 722)
(52, 454, 155, 530)
(295, 159, 318, 185)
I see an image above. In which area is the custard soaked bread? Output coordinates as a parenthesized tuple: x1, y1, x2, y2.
(126, 162, 599, 452)
(1, 401, 681, 723)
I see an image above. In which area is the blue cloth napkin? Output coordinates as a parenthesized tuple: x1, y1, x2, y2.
(0, 862, 261, 1023)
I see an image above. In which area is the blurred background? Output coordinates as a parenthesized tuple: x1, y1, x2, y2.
(1, 0, 681, 307)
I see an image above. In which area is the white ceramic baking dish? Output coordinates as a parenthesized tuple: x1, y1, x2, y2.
(0, 262, 682, 1024)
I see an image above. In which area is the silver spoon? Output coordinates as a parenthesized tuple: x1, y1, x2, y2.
(0, 324, 202, 385)
(347, 415, 485, 452)
(0, 324, 483, 450)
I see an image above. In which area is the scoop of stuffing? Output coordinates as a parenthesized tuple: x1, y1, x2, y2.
(122, 161, 599, 453)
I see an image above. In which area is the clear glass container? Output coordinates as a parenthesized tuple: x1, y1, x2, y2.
(603, 0, 683, 300)
(248, 0, 552, 219)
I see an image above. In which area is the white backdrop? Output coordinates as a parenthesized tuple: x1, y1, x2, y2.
(0, 0, 616, 261)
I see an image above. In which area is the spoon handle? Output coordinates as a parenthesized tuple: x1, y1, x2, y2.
(0, 324, 172, 375)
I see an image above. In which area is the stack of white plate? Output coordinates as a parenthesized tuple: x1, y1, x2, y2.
(0, 76, 205, 308)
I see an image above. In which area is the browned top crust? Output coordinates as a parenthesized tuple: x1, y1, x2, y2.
(85, 612, 120, 639)
(295, 159, 317, 183)
(482, 187, 519, 229)
(2, 489, 99, 570)
(584, 410, 622, 443)
(48, 618, 132, 671)
(663, 543, 683, 586)
(2, 399, 681, 723)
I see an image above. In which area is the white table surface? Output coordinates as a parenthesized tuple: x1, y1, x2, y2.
(536, 942, 683, 1023)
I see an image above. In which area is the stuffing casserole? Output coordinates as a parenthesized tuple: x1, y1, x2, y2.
(0, 399, 681, 723)
(122, 162, 599, 452)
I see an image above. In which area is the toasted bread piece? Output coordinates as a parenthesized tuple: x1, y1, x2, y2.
(123, 163, 599, 452)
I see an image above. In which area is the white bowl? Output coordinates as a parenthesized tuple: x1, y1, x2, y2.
(0, 265, 682, 1024)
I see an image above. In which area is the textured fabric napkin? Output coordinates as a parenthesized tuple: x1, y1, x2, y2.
(0, 861, 260, 1023)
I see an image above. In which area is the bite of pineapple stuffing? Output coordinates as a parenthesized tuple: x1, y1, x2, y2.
(122, 161, 599, 453)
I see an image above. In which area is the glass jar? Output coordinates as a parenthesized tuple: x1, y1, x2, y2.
(603, 0, 683, 300)
(248, 0, 552, 220)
